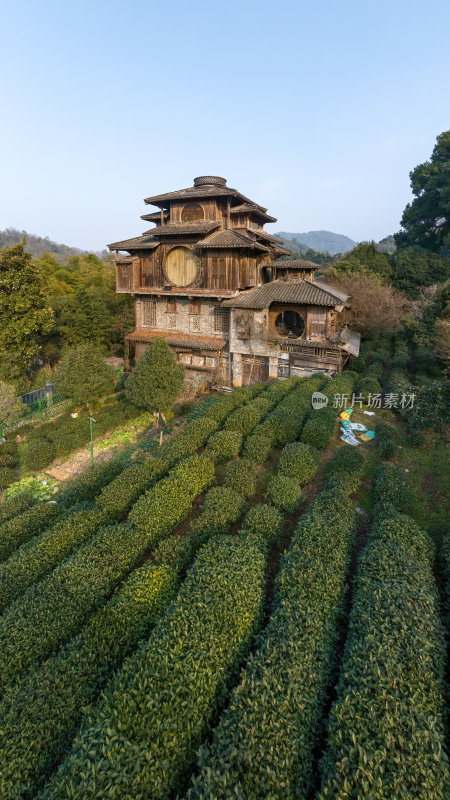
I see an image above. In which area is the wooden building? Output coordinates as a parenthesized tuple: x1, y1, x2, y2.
(108, 175, 359, 385)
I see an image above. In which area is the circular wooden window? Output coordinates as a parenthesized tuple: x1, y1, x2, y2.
(164, 247, 199, 287)
(275, 310, 305, 338)
(181, 202, 204, 222)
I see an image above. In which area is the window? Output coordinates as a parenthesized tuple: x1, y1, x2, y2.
(275, 310, 305, 338)
(214, 306, 229, 333)
(167, 314, 177, 330)
(165, 247, 199, 287)
(190, 315, 201, 332)
(181, 202, 204, 222)
(167, 298, 177, 313)
(142, 299, 156, 327)
(190, 300, 201, 315)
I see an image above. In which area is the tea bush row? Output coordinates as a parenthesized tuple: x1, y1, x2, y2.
(301, 406, 337, 449)
(0, 561, 177, 800)
(188, 486, 358, 800)
(205, 429, 242, 462)
(375, 419, 398, 458)
(325, 446, 365, 494)
(0, 506, 110, 614)
(40, 536, 267, 800)
(239, 502, 283, 553)
(0, 502, 61, 563)
(0, 492, 35, 526)
(318, 508, 448, 799)
(0, 453, 214, 694)
(58, 456, 126, 507)
(372, 462, 414, 515)
(223, 458, 258, 497)
(0, 440, 19, 488)
(265, 474, 302, 514)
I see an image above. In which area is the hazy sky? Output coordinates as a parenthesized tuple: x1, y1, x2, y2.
(1, 0, 449, 251)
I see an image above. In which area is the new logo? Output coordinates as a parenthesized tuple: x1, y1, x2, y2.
(311, 391, 329, 410)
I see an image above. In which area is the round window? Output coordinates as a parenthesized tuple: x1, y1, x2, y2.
(275, 310, 305, 338)
(164, 247, 199, 287)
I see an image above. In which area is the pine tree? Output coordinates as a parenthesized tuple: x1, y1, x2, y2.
(53, 345, 115, 407)
(125, 338, 185, 416)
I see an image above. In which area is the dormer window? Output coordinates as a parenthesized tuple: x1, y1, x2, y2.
(181, 202, 204, 221)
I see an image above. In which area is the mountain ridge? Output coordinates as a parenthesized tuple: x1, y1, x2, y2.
(275, 230, 357, 255)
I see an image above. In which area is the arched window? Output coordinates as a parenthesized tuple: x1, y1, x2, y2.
(164, 247, 199, 287)
(275, 310, 305, 338)
(181, 202, 204, 221)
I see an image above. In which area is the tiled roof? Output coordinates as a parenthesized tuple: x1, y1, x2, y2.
(140, 210, 169, 222)
(125, 330, 226, 351)
(107, 235, 158, 251)
(144, 176, 267, 212)
(230, 204, 276, 222)
(142, 221, 220, 237)
(266, 258, 319, 269)
(245, 229, 286, 245)
(221, 279, 349, 309)
(196, 229, 269, 251)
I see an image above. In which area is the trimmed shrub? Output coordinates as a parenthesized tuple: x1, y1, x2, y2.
(0, 454, 214, 693)
(0, 562, 177, 800)
(367, 361, 384, 378)
(240, 503, 283, 552)
(24, 438, 55, 471)
(391, 351, 409, 369)
(0, 467, 16, 489)
(356, 376, 381, 397)
(372, 463, 414, 514)
(187, 488, 357, 800)
(205, 430, 242, 463)
(301, 407, 336, 449)
(58, 457, 125, 507)
(278, 441, 320, 485)
(188, 486, 246, 550)
(158, 417, 218, 465)
(265, 475, 302, 514)
(375, 420, 397, 459)
(0, 502, 61, 563)
(96, 456, 170, 520)
(152, 534, 194, 573)
(0, 453, 16, 468)
(326, 446, 364, 493)
(129, 453, 215, 542)
(0, 492, 35, 526)
(41, 536, 266, 800)
(369, 347, 390, 365)
(243, 434, 272, 463)
(0, 506, 110, 614)
(318, 513, 448, 799)
(223, 458, 258, 498)
(350, 354, 365, 372)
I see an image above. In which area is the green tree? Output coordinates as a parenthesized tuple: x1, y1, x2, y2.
(390, 246, 449, 297)
(125, 338, 185, 416)
(395, 130, 450, 252)
(0, 242, 53, 380)
(327, 242, 392, 282)
(53, 345, 115, 407)
(0, 382, 24, 425)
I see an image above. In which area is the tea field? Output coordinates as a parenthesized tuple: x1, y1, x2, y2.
(0, 333, 448, 799)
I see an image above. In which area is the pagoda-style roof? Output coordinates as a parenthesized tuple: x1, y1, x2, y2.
(140, 210, 169, 222)
(144, 175, 270, 214)
(229, 204, 277, 223)
(108, 234, 158, 251)
(265, 258, 320, 269)
(196, 229, 269, 252)
(222, 279, 348, 309)
(142, 221, 220, 237)
(245, 228, 291, 248)
(126, 330, 226, 351)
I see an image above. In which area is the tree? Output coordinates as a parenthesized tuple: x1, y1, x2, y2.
(390, 246, 449, 298)
(328, 273, 411, 336)
(0, 382, 24, 425)
(0, 242, 53, 380)
(125, 338, 185, 416)
(328, 242, 392, 282)
(395, 130, 450, 252)
(53, 345, 115, 407)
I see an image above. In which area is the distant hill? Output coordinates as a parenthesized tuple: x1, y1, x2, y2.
(275, 230, 357, 255)
(0, 228, 88, 261)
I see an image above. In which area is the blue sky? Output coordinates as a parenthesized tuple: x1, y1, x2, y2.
(1, 0, 449, 251)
